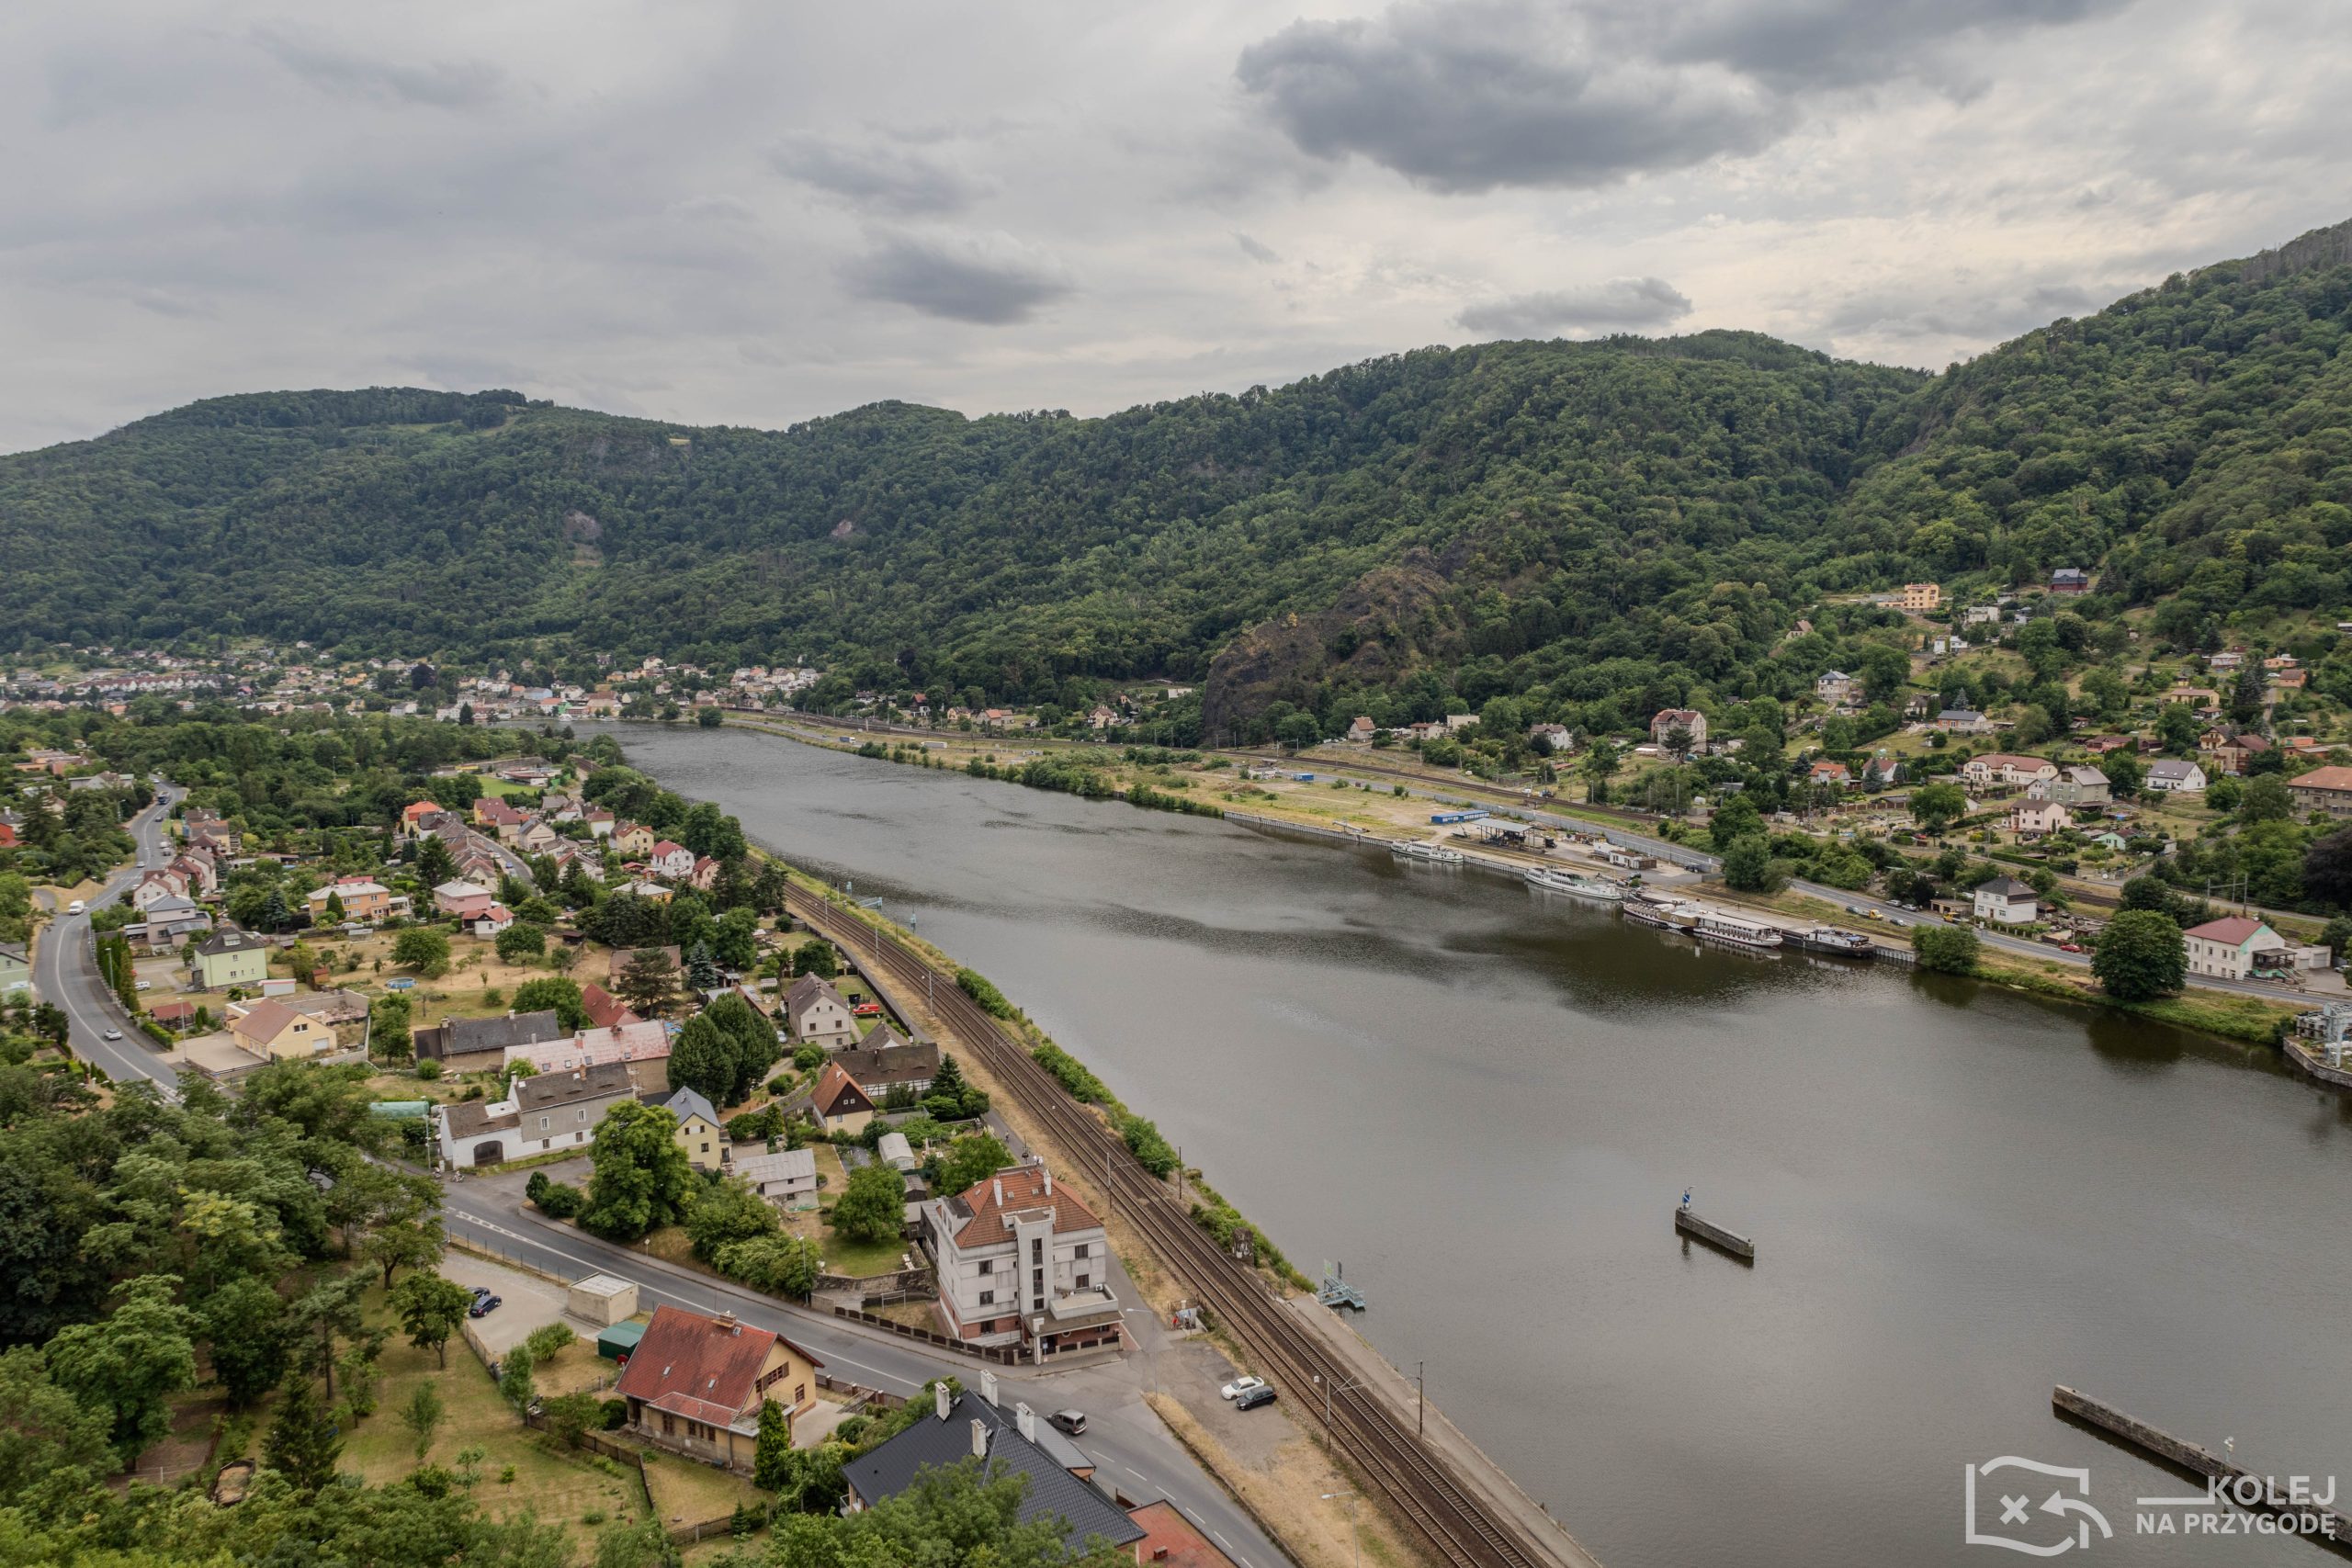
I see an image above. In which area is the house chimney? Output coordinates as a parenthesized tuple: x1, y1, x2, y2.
(993, 1178, 1003, 1207)
(979, 1371, 999, 1407)
(1014, 1403, 1036, 1442)
(715, 1310, 738, 1334)
(970, 1417, 989, 1459)
(934, 1382, 952, 1422)
(1042, 1168, 1052, 1197)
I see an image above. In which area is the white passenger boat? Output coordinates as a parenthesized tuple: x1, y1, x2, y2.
(1622, 895, 1696, 931)
(1522, 865, 1626, 902)
(1391, 840, 1464, 865)
(1690, 908, 1785, 951)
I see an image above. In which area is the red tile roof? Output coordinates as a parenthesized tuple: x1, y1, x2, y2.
(615, 1306, 821, 1428)
(2183, 917, 2270, 946)
(581, 982, 639, 1030)
(813, 1061, 874, 1118)
(950, 1162, 1102, 1247)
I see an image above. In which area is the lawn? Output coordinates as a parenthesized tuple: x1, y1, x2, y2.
(629, 1443, 764, 1532)
(343, 1282, 646, 1551)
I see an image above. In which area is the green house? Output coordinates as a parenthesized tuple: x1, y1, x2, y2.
(191, 929, 271, 990)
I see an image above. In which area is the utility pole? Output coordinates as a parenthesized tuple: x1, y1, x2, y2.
(1416, 1359, 1425, 1438)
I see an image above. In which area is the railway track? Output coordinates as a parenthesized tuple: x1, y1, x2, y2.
(786, 888, 1572, 1568)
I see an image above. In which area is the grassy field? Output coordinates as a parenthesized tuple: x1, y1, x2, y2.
(632, 1444, 763, 1532)
(342, 1285, 646, 1552)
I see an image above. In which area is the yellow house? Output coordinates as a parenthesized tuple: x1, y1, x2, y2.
(1896, 581, 1942, 611)
(661, 1087, 727, 1171)
(612, 822, 656, 857)
(229, 998, 335, 1060)
(616, 1306, 825, 1472)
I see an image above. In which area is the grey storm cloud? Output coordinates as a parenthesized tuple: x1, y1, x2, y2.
(1456, 277, 1693, 337)
(845, 229, 1075, 324)
(769, 130, 984, 216)
(252, 27, 506, 109)
(1236, 0, 2137, 192)
(1234, 232, 1281, 264)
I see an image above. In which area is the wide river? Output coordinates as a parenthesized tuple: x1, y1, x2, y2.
(616, 723, 2351, 1568)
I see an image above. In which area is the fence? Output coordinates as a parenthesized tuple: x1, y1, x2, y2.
(828, 1303, 1025, 1363)
(813, 1264, 933, 1296)
(816, 1371, 908, 1413)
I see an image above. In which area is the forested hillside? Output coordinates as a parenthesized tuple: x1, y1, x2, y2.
(4, 220, 2348, 730)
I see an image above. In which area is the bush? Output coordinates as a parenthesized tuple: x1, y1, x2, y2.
(1032, 1043, 1107, 1102)
(522, 1322, 577, 1364)
(415, 1058, 443, 1081)
(1911, 924, 1980, 976)
(600, 1397, 628, 1431)
(1119, 1114, 1179, 1178)
(535, 1181, 582, 1220)
(956, 968, 1013, 1019)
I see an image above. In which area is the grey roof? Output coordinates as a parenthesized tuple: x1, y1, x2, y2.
(196, 928, 270, 957)
(842, 1393, 1141, 1552)
(734, 1147, 817, 1187)
(421, 1010, 568, 1059)
(834, 1033, 938, 1089)
(2148, 759, 2200, 778)
(658, 1085, 720, 1127)
(1980, 876, 2036, 897)
(514, 1060, 637, 1111)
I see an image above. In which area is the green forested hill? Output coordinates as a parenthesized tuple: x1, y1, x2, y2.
(4, 220, 2349, 732)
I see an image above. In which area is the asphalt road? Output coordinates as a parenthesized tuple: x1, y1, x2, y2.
(33, 785, 184, 1092)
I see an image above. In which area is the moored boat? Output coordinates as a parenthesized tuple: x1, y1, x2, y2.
(1622, 895, 1696, 931)
(1391, 840, 1464, 865)
(1691, 908, 1785, 950)
(1522, 864, 1626, 902)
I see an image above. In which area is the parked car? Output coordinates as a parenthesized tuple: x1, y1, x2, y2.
(468, 1293, 503, 1319)
(852, 1002, 882, 1018)
(1047, 1409, 1087, 1436)
(1234, 1384, 1278, 1411)
(134, 981, 152, 991)
(1220, 1376, 1267, 1401)
(2059, 942, 2084, 953)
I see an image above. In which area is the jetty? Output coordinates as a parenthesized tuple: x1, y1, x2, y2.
(1317, 1260, 1369, 1312)
(2052, 1385, 2352, 1549)
(1674, 1203, 1755, 1262)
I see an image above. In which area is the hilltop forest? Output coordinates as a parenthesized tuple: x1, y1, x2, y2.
(3, 221, 2350, 737)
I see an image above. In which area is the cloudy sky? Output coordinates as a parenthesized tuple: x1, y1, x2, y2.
(5, 0, 2346, 452)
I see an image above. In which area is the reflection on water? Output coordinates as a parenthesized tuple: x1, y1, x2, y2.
(612, 724, 2352, 1568)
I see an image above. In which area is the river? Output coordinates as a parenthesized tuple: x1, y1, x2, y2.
(612, 723, 2352, 1568)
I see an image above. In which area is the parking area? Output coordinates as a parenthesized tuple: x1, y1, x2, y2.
(438, 1250, 571, 1359)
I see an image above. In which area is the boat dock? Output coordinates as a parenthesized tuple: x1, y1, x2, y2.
(1675, 1205, 1755, 1262)
(2052, 1385, 2352, 1549)
(1316, 1261, 1369, 1312)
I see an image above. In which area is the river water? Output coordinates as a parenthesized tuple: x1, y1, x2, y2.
(613, 724, 2352, 1568)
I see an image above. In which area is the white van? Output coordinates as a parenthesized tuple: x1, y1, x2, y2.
(66, 899, 85, 916)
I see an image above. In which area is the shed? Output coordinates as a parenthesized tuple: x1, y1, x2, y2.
(596, 1318, 649, 1362)
(876, 1130, 917, 1170)
(570, 1273, 640, 1327)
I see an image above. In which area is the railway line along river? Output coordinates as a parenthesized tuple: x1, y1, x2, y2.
(611, 722, 2352, 1568)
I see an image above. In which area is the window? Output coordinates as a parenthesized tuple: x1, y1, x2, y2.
(979, 1290, 995, 1306)
(978, 1260, 992, 1276)
(537, 1115, 549, 1131)
(795, 1384, 806, 1404)
(1076, 1273, 1091, 1290)
(1073, 1243, 1089, 1258)
(1031, 1239, 1043, 1263)
(1032, 1268, 1044, 1293)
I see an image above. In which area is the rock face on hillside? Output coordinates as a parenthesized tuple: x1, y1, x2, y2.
(1202, 553, 1453, 742)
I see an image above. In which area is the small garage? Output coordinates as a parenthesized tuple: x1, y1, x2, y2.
(597, 1319, 648, 1363)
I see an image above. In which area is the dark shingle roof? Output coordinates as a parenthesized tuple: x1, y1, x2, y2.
(416, 1009, 568, 1060)
(843, 1393, 1142, 1552)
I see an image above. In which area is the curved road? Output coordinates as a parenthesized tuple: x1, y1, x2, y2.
(32, 780, 1285, 1567)
(33, 784, 184, 1092)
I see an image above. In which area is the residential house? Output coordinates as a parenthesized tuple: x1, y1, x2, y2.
(615, 1305, 824, 1472)
(583, 806, 616, 839)
(1815, 671, 1860, 707)
(1860, 753, 1905, 789)
(473, 798, 527, 840)
(434, 1061, 638, 1169)
(169, 848, 218, 896)
(2081, 736, 2134, 756)
(470, 903, 515, 938)
(612, 822, 657, 858)
(191, 929, 272, 990)
(1963, 605, 2004, 625)
(1528, 722, 1572, 752)
(411, 1009, 570, 1074)
(843, 1383, 1141, 1554)
(2091, 830, 2130, 852)
(2181, 917, 2296, 980)
(2050, 568, 2093, 594)
(659, 1087, 727, 1171)
(648, 840, 695, 881)
(228, 998, 338, 1061)
(2027, 766, 2110, 807)
(1345, 716, 1377, 743)
(831, 1030, 941, 1103)
(1973, 876, 2040, 925)
(1806, 760, 1852, 788)
(1125, 1501, 1244, 1568)
(811, 1062, 876, 1135)
(505, 1020, 672, 1095)
(783, 974, 859, 1051)
(1649, 708, 1708, 753)
(0, 811, 18, 848)
(2199, 731, 2270, 776)
(130, 869, 189, 911)
(2288, 765, 2352, 820)
(687, 856, 721, 893)
(1894, 581, 1942, 612)
(918, 1160, 1123, 1356)
(0, 942, 28, 998)
(2008, 800, 2069, 838)
(305, 877, 395, 923)
(1937, 708, 1994, 735)
(400, 800, 445, 838)
(432, 880, 497, 920)
(1959, 754, 2058, 789)
(2144, 759, 2208, 794)
(515, 819, 560, 855)
(582, 982, 640, 1030)
(134, 897, 211, 952)
(735, 1147, 819, 1207)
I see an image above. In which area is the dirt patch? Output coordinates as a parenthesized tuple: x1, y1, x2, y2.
(1148, 1392, 1431, 1568)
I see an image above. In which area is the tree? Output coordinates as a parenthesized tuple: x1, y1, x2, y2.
(512, 976, 589, 1030)
(201, 1275, 292, 1406)
(45, 1272, 198, 1462)
(705, 990, 778, 1101)
(414, 835, 458, 890)
(580, 1102, 692, 1242)
(2119, 875, 2179, 916)
(2305, 827, 2352, 909)
(369, 991, 414, 1062)
(323, 890, 346, 923)
(1706, 793, 1762, 852)
(616, 947, 681, 1014)
(686, 1177, 780, 1262)
(933, 1133, 1012, 1200)
(541, 1390, 602, 1450)
(2237, 773, 2293, 823)
(667, 1014, 739, 1107)
(792, 942, 838, 980)
(392, 928, 451, 978)
(714, 1233, 822, 1297)
(0, 1347, 116, 1517)
(713, 907, 761, 972)
(390, 1271, 474, 1369)
(263, 1371, 344, 1493)
(497, 1345, 535, 1412)
(2319, 915, 2352, 963)
(686, 940, 723, 992)
(1911, 925, 1980, 975)
(2155, 703, 2199, 754)
(753, 1398, 793, 1491)
(831, 1162, 906, 1246)
(359, 1208, 446, 1291)
(2093, 910, 2187, 1002)
(401, 1380, 446, 1466)
(495, 922, 548, 965)
(1909, 781, 1969, 833)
